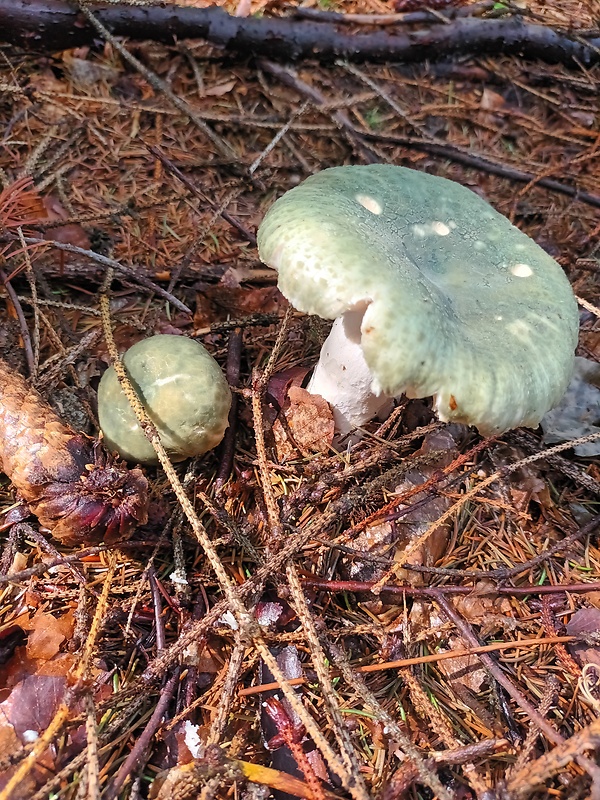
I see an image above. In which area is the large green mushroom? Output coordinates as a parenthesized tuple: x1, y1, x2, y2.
(98, 334, 231, 464)
(257, 165, 578, 435)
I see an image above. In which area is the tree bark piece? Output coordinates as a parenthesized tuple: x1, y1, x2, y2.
(0, 358, 148, 545)
(0, 0, 598, 66)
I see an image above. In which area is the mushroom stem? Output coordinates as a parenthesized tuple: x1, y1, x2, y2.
(306, 310, 391, 434)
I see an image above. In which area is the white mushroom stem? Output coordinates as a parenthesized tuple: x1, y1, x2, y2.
(306, 310, 392, 434)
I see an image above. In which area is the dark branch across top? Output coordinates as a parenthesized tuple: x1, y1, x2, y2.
(1, 0, 599, 66)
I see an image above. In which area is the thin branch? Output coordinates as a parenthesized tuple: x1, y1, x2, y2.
(8, 236, 192, 315)
(103, 669, 180, 800)
(1, 3, 599, 67)
(239, 635, 575, 697)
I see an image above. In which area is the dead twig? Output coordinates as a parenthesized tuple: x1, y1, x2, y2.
(103, 668, 181, 800)
(2, 3, 599, 67)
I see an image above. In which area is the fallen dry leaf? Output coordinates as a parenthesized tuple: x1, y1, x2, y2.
(0, 673, 67, 798)
(345, 429, 458, 584)
(204, 79, 237, 97)
(42, 195, 91, 250)
(480, 87, 506, 111)
(25, 608, 74, 661)
(567, 607, 600, 668)
(437, 636, 488, 693)
(541, 357, 600, 457)
(273, 385, 334, 461)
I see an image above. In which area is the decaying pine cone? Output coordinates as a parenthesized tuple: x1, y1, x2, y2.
(0, 358, 148, 546)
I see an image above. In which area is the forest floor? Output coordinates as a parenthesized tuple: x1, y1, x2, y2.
(0, 1, 600, 799)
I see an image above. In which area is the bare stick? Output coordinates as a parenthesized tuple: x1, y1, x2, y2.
(11, 236, 192, 314)
(2, 3, 599, 67)
(103, 669, 180, 800)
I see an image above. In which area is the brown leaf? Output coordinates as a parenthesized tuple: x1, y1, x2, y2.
(0, 674, 66, 741)
(480, 88, 506, 111)
(438, 636, 488, 692)
(204, 79, 237, 97)
(42, 195, 91, 250)
(0, 673, 65, 797)
(273, 385, 334, 461)
(345, 429, 458, 584)
(566, 607, 600, 668)
(25, 609, 74, 661)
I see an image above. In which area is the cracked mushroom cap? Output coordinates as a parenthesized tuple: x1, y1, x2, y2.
(98, 334, 231, 464)
(257, 165, 579, 435)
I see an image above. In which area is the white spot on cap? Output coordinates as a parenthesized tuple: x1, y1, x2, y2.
(431, 221, 451, 236)
(22, 731, 38, 743)
(507, 320, 530, 340)
(511, 263, 533, 278)
(155, 374, 187, 387)
(355, 194, 382, 215)
(495, 315, 503, 321)
(413, 221, 452, 238)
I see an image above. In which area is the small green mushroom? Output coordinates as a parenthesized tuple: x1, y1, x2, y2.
(257, 165, 579, 436)
(98, 334, 231, 464)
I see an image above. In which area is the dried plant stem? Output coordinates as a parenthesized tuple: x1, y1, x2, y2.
(340, 61, 429, 138)
(430, 590, 600, 788)
(85, 694, 101, 800)
(249, 100, 310, 175)
(103, 668, 180, 800)
(207, 639, 246, 745)
(259, 59, 382, 164)
(300, 576, 600, 597)
(286, 563, 369, 797)
(30, 695, 148, 800)
(0, 265, 34, 374)
(16, 226, 39, 376)
(0, 542, 116, 584)
(250, 307, 370, 798)
(24, 523, 92, 593)
(249, 314, 368, 797)
(510, 676, 559, 776)
(577, 294, 600, 318)
(401, 668, 489, 795)
(0, 553, 117, 800)
(374, 433, 600, 591)
(324, 639, 454, 800)
(216, 327, 242, 490)
(99, 292, 357, 796)
(15, 235, 192, 314)
(148, 147, 255, 244)
(251, 304, 293, 538)
(506, 717, 600, 799)
(148, 566, 166, 653)
(431, 590, 563, 745)
(239, 635, 574, 697)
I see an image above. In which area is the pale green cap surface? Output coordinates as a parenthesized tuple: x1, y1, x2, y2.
(98, 334, 231, 464)
(257, 165, 579, 434)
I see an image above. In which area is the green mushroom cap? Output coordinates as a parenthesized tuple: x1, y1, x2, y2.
(98, 334, 231, 464)
(257, 165, 579, 435)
